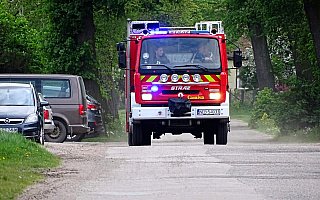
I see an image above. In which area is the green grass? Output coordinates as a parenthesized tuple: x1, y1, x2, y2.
(0, 132, 60, 200)
(230, 103, 252, 123)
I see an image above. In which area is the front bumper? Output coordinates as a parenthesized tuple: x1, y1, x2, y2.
(0, 123, 40, 138)
(132, 105, 229, 120)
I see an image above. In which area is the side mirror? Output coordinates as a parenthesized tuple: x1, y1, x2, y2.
(233, 50, 242, 68)
(116, 42, 126, 69)
(118, 51, 126, 69)
(116, 42, 125, 51)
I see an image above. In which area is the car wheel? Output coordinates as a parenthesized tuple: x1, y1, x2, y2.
(44, 120, 67, 143)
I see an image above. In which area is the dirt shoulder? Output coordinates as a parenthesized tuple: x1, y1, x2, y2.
(18, 142, 119, 200)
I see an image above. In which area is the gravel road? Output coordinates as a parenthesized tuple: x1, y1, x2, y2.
(19, 119, 320, 200)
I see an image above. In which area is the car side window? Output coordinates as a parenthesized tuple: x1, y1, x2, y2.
(41, 80, 71, 98)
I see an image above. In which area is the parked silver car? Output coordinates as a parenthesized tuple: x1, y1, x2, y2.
(38, 93, 55, 134)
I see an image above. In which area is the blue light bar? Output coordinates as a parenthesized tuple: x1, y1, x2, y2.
(190, 30, 210, 34)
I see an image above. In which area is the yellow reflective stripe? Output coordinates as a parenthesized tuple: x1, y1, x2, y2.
(216, 75, 221, 80)
(146, 75, 157, 82)
(204, 75, 215, 82)
(140, 75, 145, 81)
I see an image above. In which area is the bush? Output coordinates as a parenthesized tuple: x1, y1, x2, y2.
(251, 78, 320, 137)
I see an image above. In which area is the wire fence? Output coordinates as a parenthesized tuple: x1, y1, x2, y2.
(229, 89, 258, 106)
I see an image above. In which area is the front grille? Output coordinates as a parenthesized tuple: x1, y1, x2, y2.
(0, 119, 24, 124)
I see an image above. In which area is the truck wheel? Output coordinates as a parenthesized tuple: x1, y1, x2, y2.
(142, 129, 151, 146)
(203, 131, 214, 145)
(132, 123, 142, 146)
(44, 120, 67, 143)
(216, 122, 228, 145)
(128, 130, 133, 146)
(131, 124, 151, 146)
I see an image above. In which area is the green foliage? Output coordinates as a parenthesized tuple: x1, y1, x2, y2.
(251, 79, 320, 136)
(0, 1, 41, 73)
(44, 0, 96, 78)
(0, 132, 60, 200)
(83, 109, 127, 142)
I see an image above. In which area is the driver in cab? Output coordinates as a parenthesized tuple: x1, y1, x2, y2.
(193, 43, 213, 63)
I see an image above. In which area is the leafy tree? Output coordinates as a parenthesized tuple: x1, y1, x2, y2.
(303, 0, 320, 70)
(0, 1, 40, 73)
(224, 0, 275, 91)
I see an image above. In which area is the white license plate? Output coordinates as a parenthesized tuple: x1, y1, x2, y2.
(197, 109, 220, 115)
(0, 128, 19, 133)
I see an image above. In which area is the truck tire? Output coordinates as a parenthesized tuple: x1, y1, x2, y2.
(132, 123, 142, 146)
(203, 131, 214, 145)
(131, 124, 151, 146)
(128, 129, 133, 146)
(44, 120, 67, 143)
(216, 122, 228, 145)
(142, 129, 151, 146)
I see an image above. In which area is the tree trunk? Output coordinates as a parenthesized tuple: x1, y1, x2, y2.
(289, 34, 313, 80)
(303, 0, 320, 69)
(75, 0, 118, 126)
(249, 23, 275, 91)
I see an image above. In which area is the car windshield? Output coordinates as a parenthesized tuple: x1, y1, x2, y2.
(0, 87, 34, 106)
(139, 37, 221, 70)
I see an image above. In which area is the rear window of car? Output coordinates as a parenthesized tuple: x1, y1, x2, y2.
(41, 80, 71, 98)
(0, 87, 34, 106)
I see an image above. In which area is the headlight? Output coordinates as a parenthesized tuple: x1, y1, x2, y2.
(193, 74, 201, 82)
(171, 74, 179, 82)
(142, 93, 152, 100)
(182, 74, 190, 83)
(209, 93, 221, 100)
(160, 74, 168, 82)
(25, 113, 38, 124)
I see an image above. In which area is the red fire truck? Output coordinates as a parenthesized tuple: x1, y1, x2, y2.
(117, 19, 242, 146)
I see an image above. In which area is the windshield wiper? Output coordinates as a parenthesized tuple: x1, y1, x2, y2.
(173, 64, 209, 72)
(141, 64, 173, 72)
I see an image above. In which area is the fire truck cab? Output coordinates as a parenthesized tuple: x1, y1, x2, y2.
(117, 19, 242, 146)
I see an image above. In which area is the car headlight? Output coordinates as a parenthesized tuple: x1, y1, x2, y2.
(182, 74, 190, 83)
(209, 93, 221, 100)
(25, 113, 38, 124)
(142, 93, 152, 100)
(193, 74, 201, 82)
(171, 74, 179, 83)
(160, 74, 168, 82)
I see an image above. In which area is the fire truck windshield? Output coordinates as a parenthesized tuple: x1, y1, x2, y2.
(139, 37, 221, 70)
